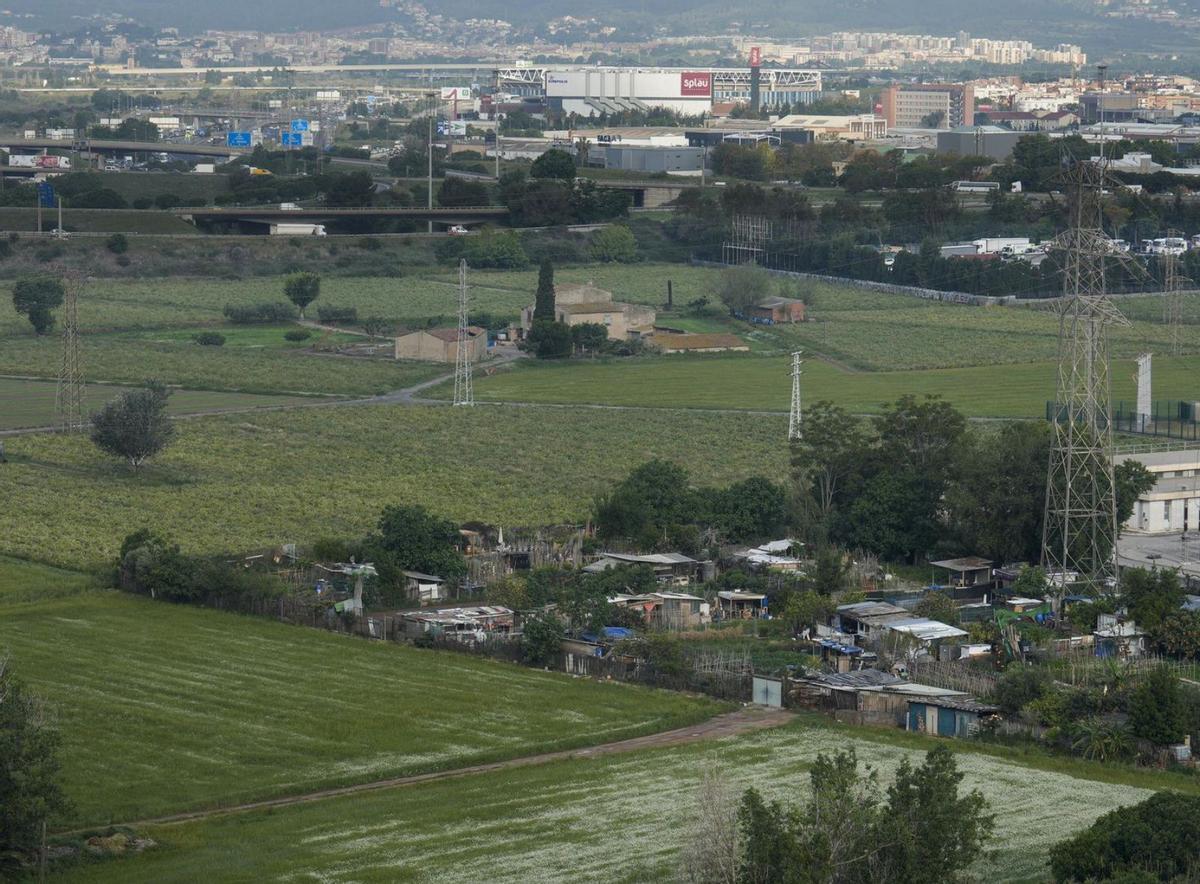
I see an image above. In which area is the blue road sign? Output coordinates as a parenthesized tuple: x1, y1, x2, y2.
(226, 131, 252, 147)
(36, 182, 55, 208)
(290, 119, 309, 133)
(436, 119, 449, 136)
(281, 132, 303, 146)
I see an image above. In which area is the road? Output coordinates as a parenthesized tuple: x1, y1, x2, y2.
(67, 706, 793, 832)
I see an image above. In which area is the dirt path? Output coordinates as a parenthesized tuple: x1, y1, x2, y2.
(96, 707, 793, 831)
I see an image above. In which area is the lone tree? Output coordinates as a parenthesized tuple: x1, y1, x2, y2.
(533, 259, 555, 322)
(283, 272, 321, 319)
(0, 659, 69, 872)
(530, 148, 576, 180)
(90, 381, 176, 470)
(11, 276, 65, 335)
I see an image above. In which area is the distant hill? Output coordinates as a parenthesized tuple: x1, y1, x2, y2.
(2, 0, 1183, 56)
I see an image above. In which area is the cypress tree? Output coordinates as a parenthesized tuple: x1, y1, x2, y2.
(533, 259, 555, 322)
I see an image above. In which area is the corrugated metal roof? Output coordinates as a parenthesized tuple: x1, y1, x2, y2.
(886, 618, 968, 641)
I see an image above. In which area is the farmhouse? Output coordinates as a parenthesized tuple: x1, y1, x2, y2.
(520, 282, 656, 341)
(394, 327, 487, 364)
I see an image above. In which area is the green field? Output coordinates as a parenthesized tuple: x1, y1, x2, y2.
(0, 592, 719, 826)
(0, 403, 787, 570)
(464, 353, 1200, 419)
(0, 337, 442, 397)
(0, 554, 99, 605)
(60, 717, 1166, 884)
(0, 376, 321, 429)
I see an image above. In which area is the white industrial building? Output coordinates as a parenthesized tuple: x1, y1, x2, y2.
(1118, 449, 1200, 534)
(510, 65, 822, 117)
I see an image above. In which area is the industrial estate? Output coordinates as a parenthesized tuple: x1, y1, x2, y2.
(4, 4, 1200, 882)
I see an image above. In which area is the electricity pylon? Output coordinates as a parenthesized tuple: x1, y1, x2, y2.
(453, 259, 474, 407)
(788, 350, 803, 442)
(1163, 230, 1187, 357)
(56, 273, 84, 433)
(1041, 156, 1142, 596)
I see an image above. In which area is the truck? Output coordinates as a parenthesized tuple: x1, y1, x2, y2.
(7, 154, 70, 170)
(270, 222, 326, 236)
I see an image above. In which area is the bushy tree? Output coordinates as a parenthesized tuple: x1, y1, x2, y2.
(89, 381, 176, 470)
(530, 148, 576, 180)
(991, 667, 1050, 717)
(11, 276, 64, 334)
(570, 322, 608, 353)
(1049, 792, 1200, 882)
(366, 503, 466, 586)
(0, 660, 69, 871)
(520, 612, 565, 666)
(527, 319, 572, 359)
(1128, 666, 1185, 746)
(283, 271, 321, 319)
(713, 264, 772, 316)
(463, 229, 529, 269)
(589, 225, 638, 263)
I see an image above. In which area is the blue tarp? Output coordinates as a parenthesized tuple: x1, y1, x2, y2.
(581, 627, 635, 643)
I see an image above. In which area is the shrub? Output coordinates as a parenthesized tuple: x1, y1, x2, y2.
(316, 305, 357, 324)
(194, 331, 226, 346)
(222, 302, 298, 324)
(284, 329, 312, 342)
(115, 255, 131, 267)
(154, 193, 182, 209)
(131, 197, 153, 209)
(990, 666, 1049, 717)
(105, 233, 129, 254)
(589, 225, 639, 263)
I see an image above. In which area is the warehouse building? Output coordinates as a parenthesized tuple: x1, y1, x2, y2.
(882, 83, 974, 129)
(936, 125, 1022, 160)
(601, 144, 704, 173)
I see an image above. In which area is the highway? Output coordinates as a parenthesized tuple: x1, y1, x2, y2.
(0, 136, 244, 159)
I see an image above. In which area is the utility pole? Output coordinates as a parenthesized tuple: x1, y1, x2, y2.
(453, 259, 474, 407)
(427, 90, 435, 234)
(788, 350, 803, 442)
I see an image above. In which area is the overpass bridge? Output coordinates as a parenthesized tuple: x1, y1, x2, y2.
(175, 204, 508, 226)
(0, 136, 245, 160)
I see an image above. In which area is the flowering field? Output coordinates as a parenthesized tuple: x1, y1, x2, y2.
(0, 403, 787, 570)
(66, 718, 1163, 883)
(0, 592, 719, 827)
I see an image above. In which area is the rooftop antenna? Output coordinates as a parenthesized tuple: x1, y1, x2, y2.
(56, 273, 84, 433)
(788, 350, 803, 442)
(453, 258, 474, 407)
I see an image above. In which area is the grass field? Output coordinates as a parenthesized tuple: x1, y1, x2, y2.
(0, 376, 321, 430)
(0, 337, 442, 397)
(463, 353, 1200, 419)
(0, 554, 100, 605)
(0, 403, 787, 570)
(60, 716, 1166, 883)
(0, 592, 720, 827)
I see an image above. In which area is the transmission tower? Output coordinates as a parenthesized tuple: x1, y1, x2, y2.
(56, 273, 84, 433)
(1041, 156, 1140, 596)
(788, 350, 803, 442)
(1162, 229, 1188, 357)
(452, 259, 474, 407)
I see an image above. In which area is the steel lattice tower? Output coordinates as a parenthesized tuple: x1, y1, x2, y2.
(56, 274, 84, 433)
(1163, 230, 1188, 357)
(788, 350, 803, 442)
(1041, 157, 1137, 595)
(452, 259, 474, 407)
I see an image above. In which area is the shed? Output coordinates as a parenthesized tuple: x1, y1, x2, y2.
(403, 570, 446, 604)
(716, 590, 767, 620)
(906, 697, 999, 738)
(394, 326, 486, 364)
(929, 557, 993, 588)
(747, 295, 806, 324)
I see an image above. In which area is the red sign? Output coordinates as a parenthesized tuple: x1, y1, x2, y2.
(680, 72, 712, 97)
(749, 46, 761, 67)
